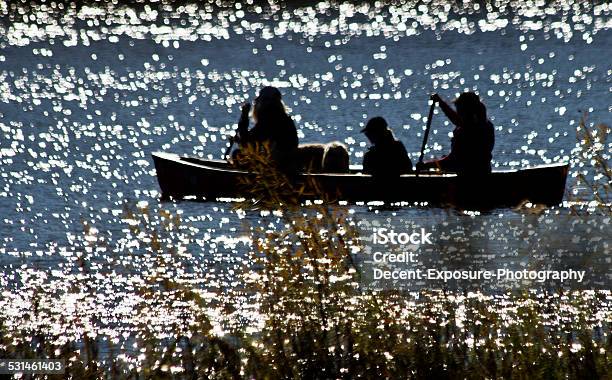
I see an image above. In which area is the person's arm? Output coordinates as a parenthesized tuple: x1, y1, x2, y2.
(431, 93, 462, 127)
(416, 155, 455, 172)
(397, 142, 414, 173)
(432, 128, 463, 172)
(416, 159, 441, 171)
(362, 150, 373, 174)
(287, 117, 299, 150)
(236, 102, 251, 141)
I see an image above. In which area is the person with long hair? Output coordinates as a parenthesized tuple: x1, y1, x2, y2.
(417, 91, 494, 175)
(233, 86, 298, 170)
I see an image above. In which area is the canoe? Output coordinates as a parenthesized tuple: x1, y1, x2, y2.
(151, 152, 569, 209)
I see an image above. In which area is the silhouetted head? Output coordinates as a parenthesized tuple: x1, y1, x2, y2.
(454, 92, 487, 127)
(361, 116, 393, 145)
(257, 86, 282, 101)
(253, 86, 287, 123)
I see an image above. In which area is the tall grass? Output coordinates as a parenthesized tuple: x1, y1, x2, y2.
(0, 142, 610, 378)
(570, 117, 611, 213)
(233, 144, 611, 379)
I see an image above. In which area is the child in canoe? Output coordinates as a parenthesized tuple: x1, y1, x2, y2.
(361, 116, 414, 177)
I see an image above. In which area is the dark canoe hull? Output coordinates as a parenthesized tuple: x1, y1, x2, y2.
(151, 152, 569, 209)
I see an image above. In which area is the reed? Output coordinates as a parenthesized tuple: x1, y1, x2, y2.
(570, 116, 611, 213)
(233, 144, 611, 379)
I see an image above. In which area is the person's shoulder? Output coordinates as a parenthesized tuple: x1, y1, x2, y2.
(393, 140, 412, 164)
(483, 119, 494, 136)
(450, 126, 465, 140)
(363, 146, 378, 161)
(392, 139, 408, 152)
(283, 114, 297, 126)
(393, 139, 406, 147)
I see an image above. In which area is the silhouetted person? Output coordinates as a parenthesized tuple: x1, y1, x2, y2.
(233, 86, 298, 171)
(362, 117, 413, 177)
(417, 92, 494, 175)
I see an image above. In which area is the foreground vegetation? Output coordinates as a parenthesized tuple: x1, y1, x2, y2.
(1, 132, 611, 378)
(570, 118, 611, 214)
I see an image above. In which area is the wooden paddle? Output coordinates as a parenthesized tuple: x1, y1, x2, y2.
(416, 99, 437, 174)
(224, 136, 235, 160)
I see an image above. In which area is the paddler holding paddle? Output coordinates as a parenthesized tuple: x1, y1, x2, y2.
(417, 92, 495, 176)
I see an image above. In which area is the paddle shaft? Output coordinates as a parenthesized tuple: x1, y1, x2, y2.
(225, 104, 251, 160)
(417, 100, 436, 166)
(224, 137, 235, 160)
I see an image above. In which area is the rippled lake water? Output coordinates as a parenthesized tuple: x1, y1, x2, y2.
(0, 1, 610, 336)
